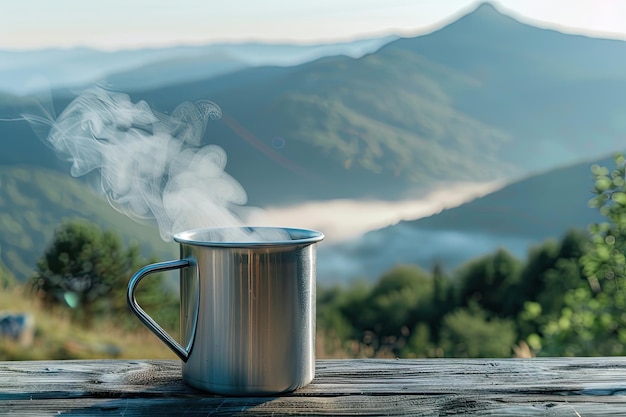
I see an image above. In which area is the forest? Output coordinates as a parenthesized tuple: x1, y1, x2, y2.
(2, 154, 626, 360)
(316, 154, 626, 358)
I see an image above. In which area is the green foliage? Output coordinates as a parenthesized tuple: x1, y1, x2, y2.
(454, 248, 522, 317)
(514, 229, 589, 342)
(439, 303, 517, 358)
(541, 288, 626, 356)
(317, 152, 621, 359)
(515, 238, 560, 306)
(0, 166, 175, 282)
(402, 323, 439, 358)
(30, 219, 178, 329)
(540, 153, 626, 356)
(317, 221, 599, 358)
(318, 261, 521, 358)
(367, 265, 434, 337)
(583, 154, 626, 283)
(317, 266, 439, 357)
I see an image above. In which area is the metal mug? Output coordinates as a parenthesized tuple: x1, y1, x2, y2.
(127, 226, 324, 395)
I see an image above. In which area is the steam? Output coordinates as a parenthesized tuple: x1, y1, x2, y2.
(30, 86, 264, 241)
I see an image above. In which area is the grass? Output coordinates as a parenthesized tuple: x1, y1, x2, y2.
(0, 285, 177, 361)
(0, 284, 357, 361)
(1, 284, 529, 361)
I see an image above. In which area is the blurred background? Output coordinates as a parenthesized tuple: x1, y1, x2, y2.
(2, 0, 626, 360)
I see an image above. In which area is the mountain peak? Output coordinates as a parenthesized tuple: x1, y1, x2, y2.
(460, 1, 516, 24)
(471, 2, 501, 15)
(437, 1, 528, 37)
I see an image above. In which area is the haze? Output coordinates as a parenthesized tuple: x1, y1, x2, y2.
(2, 1, 626, 50)
(249, 182, 503, 243)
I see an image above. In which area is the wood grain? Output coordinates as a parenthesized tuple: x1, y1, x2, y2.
(2, 358, 626, 415)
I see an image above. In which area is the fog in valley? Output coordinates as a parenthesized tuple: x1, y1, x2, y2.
(250, 181, 503, 244)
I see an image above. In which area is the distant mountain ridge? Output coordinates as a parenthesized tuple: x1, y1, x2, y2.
(0, 36, 397, 95)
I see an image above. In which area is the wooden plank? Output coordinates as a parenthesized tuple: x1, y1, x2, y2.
(1, 358, 626, 415)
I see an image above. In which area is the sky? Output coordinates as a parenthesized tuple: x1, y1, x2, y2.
(2, 0, 626, 51)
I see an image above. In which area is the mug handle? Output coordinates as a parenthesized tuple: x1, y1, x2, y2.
(127, 259, 191, 361)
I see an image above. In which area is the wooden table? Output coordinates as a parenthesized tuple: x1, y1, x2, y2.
(2, 358, 626, 416)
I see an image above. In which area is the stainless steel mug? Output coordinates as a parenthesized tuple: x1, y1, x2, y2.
(127, 226, 324, 395)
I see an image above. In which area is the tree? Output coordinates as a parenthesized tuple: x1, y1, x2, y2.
(582, 155, 626, 289)
(366, 265, 433, 340)
(428, 261, 455, 342)
(541, 154, 626, 356)
(333, 265, 435, 356)
(515, 230, 589, 353)
(455, 249, 522, 317)
(30, 219, 174, 328)
(516, 230, 588, 319)
(535, 229, 588, 316)
(316, 285, 355, 356)
(439, 302, 517, 358)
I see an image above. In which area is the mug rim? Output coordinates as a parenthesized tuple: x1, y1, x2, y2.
(173, 226, 324, 247)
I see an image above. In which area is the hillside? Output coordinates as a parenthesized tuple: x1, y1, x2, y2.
(0, 166, 175, 281)
(317, 154, 609, 284)
(2, 4, 625, 207)
(380, 3, 626, 171)
(410, 156, 610, 237)
(103, 53, 249, 91)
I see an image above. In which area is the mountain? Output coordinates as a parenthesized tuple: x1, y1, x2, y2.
(3, 4, 626, 207)
(175, 51, 514, 205)
(103, 53, 249, 91)
(0, 52, 514, 206)
(382, 2, 626, 172)
(3, 3, 626, 282)
(317, 154, 609, 284)
(0, 166, 175, 282)
(0, 154, 609, 285)
(110, 3, 626, 206)
(0, 36, 397, 95)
